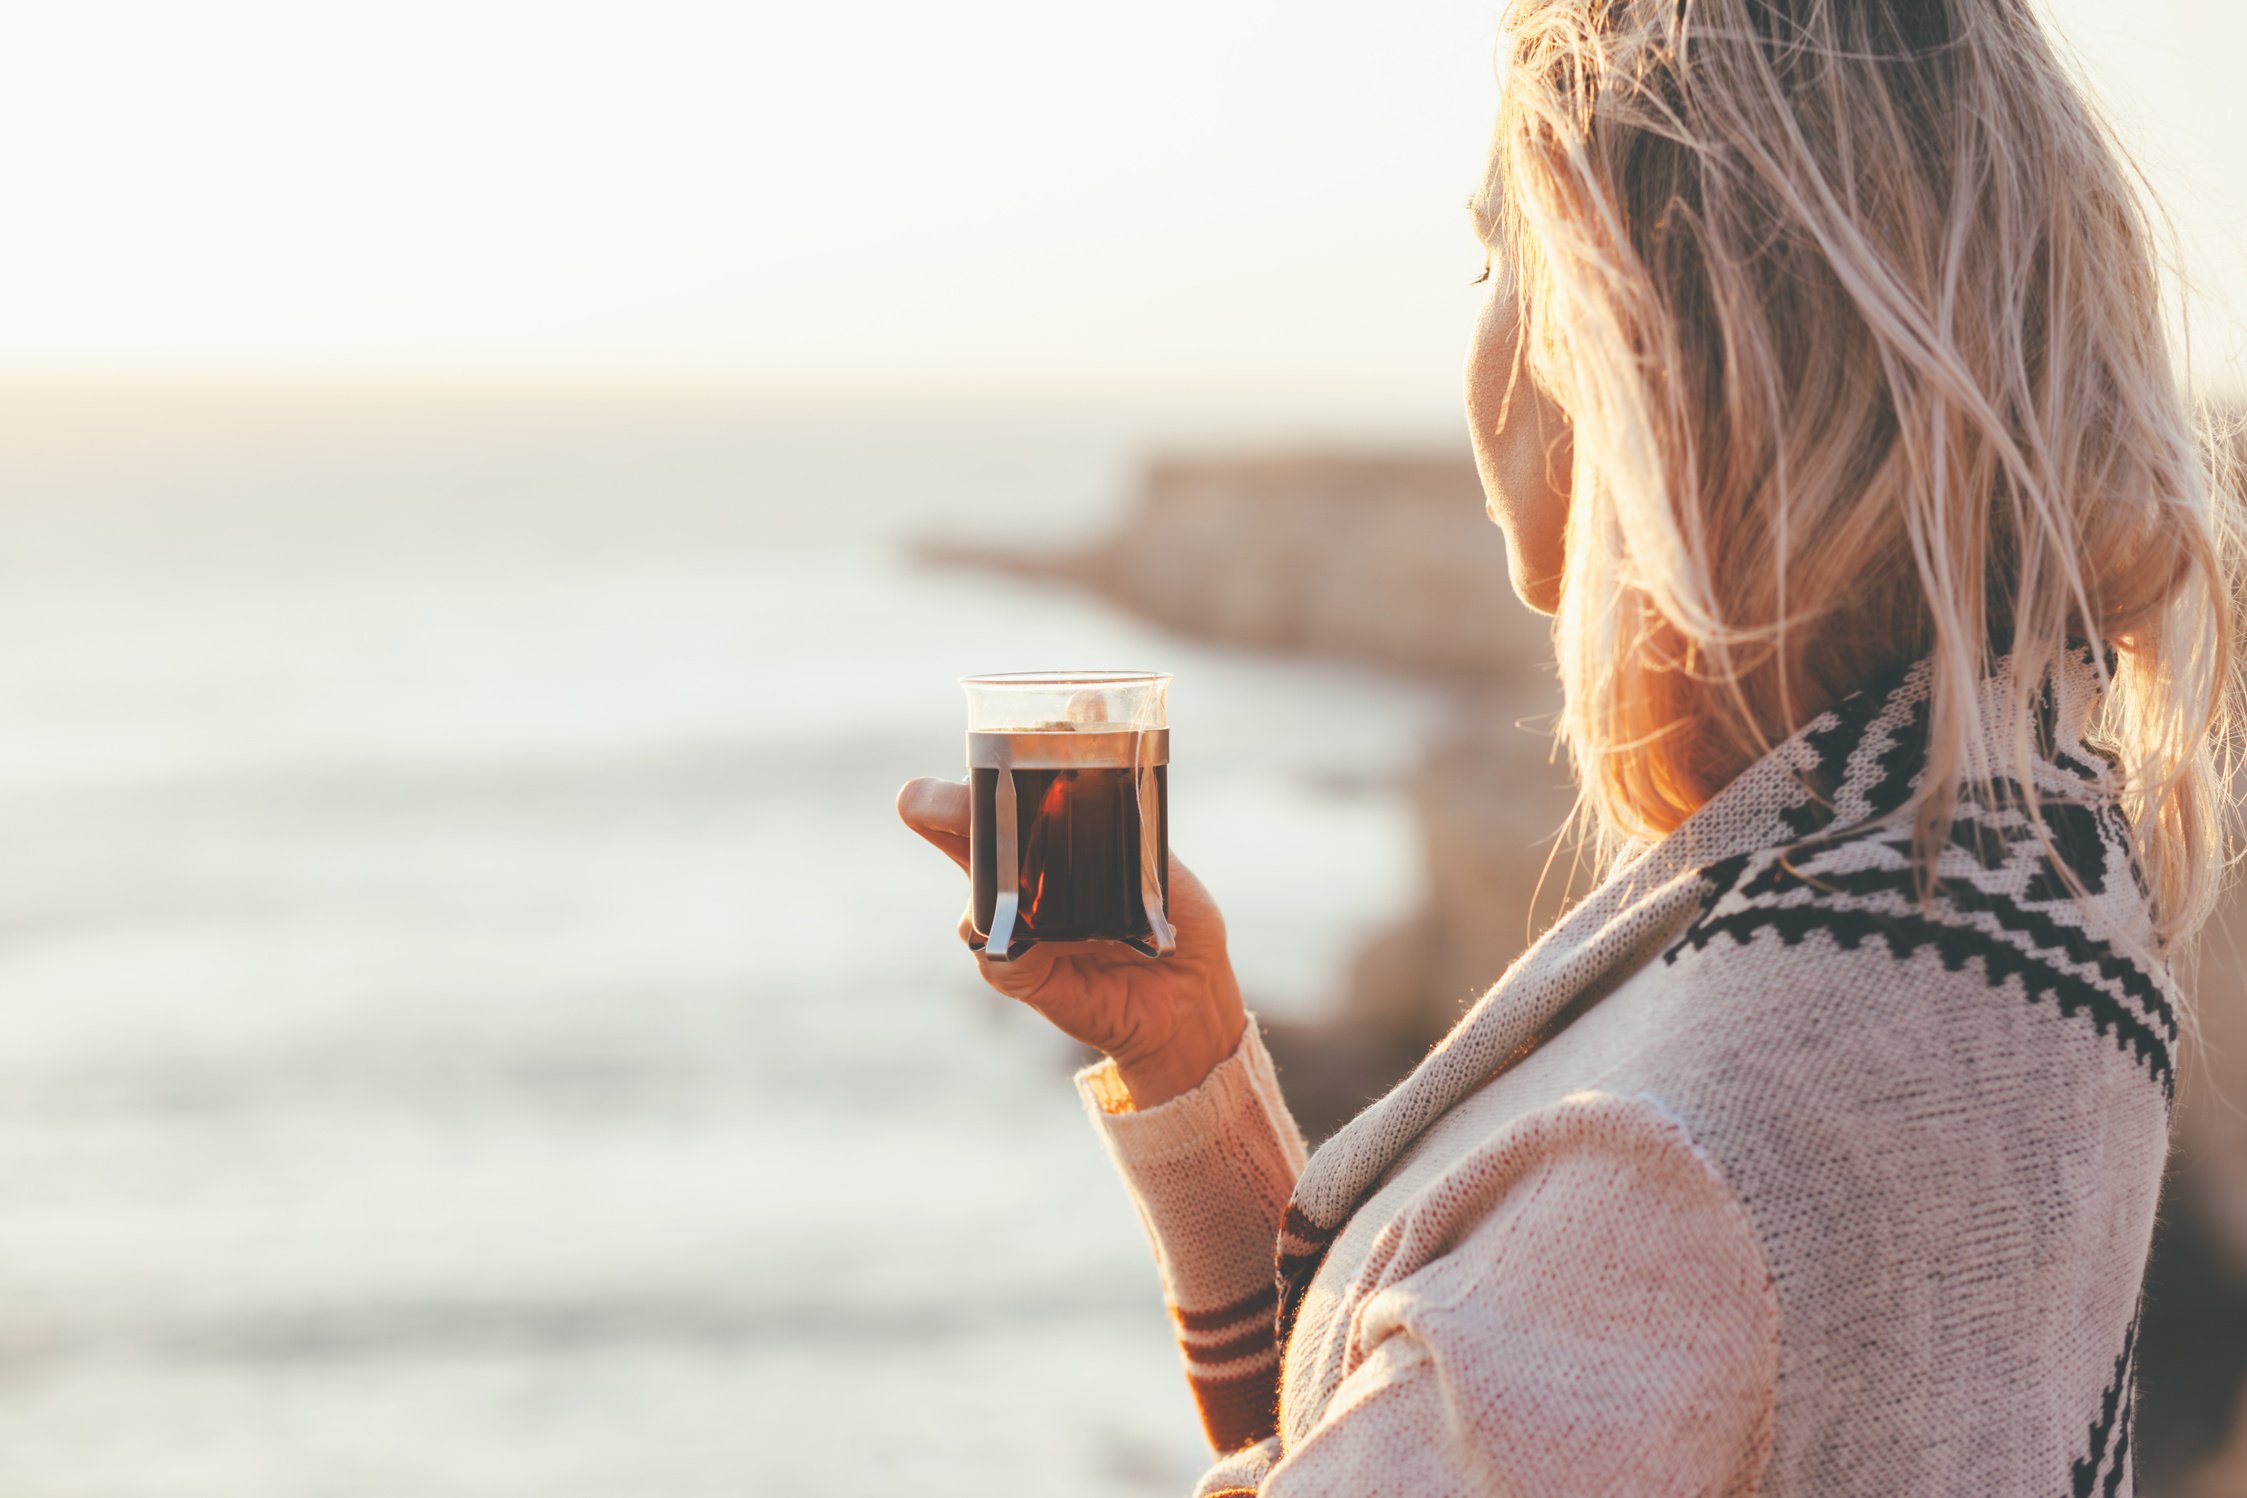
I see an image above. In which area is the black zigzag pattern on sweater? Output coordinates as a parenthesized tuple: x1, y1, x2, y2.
(1665, 868, 2175, 1097)
(1668, 898, 2173, 1095)
(1726, 848, 2175, 1041)
(2055, 738, 2155, 910)
(1774, 664, 1923, 843)
(1698, 680, 2168, 1013)
(1688, 678, 1935, 941)
(1672, 644, 2173, 1093)
(1273, 1200, 1338, 1354)
(2071, 1314, 2138, 1497)
(1761, 644, 2118, 890)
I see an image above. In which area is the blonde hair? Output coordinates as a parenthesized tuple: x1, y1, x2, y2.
(1478, 0, 2240, 952)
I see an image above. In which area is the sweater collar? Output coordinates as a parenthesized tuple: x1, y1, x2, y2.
(1274, 639, 2117, 1314)
(1610, 636, 2112, 876)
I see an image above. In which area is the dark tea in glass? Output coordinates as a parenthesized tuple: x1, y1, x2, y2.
(961, 673, 1174, 961)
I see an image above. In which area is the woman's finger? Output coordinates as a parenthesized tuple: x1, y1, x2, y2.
(956, 903, 1082, 1005)
(973, 936, 1066, 1006)
(896, 777, 972, 873)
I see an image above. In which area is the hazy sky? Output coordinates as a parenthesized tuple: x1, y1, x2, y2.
(5, 1, 2241, 414)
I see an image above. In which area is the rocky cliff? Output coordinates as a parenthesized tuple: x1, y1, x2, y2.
(1041, 453, 1551, 679)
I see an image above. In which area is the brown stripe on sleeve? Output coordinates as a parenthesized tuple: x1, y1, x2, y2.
(1171, 1283, 1278, 1333)
(1187, 1352, 1283, 1453)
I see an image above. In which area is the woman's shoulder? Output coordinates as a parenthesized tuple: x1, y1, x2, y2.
(1567, 821, 2174, 1493)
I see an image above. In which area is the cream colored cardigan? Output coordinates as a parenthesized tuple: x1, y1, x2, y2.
(1077, 645, 2172, 1496)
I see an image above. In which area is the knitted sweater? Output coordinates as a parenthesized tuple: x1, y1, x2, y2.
(1076, 644, 2175, 1496)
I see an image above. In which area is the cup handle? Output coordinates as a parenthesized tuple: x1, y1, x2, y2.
(1134, 732, 1176, 957)
(984, 766, 1021, 963)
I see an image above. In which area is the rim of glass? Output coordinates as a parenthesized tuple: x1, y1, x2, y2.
(958, 670, 1171, 687)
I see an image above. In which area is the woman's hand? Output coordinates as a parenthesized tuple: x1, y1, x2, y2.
(896, 777, 1245, 1108)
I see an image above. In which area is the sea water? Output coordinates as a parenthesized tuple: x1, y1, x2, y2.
(0, 385, 1437, 1497)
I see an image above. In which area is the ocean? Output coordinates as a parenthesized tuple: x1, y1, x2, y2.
(0, 384, 1442, 1496)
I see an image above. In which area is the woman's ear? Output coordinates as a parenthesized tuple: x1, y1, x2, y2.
(1465, 288, 1573, 615)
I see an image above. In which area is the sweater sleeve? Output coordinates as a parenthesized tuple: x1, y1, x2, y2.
(1250, 1091, 1780, 1498)
(1075, 1019, 1309, 1453)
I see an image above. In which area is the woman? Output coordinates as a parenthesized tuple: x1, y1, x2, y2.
(900, 0, 2234, 1491)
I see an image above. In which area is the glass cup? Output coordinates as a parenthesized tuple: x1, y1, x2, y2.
(961, 670, 1174, 962)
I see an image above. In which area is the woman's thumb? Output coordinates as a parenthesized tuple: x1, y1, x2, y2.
(897, 777, 972, 871)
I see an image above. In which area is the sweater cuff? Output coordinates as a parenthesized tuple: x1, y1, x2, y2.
(1074, 1018, 1308, 1172)
(1073, 1016, 1310, 1302)
(1076, 1018, 1308, 1454)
